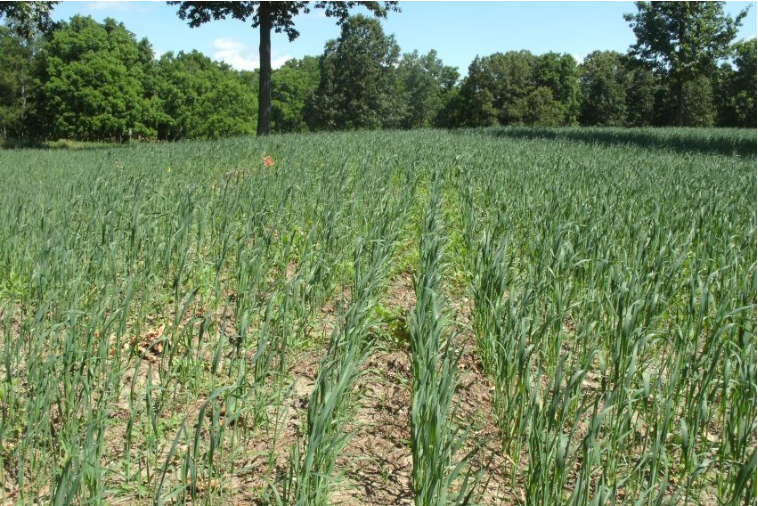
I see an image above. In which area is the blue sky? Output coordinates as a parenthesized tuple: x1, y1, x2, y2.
(52, 1, 758, 72)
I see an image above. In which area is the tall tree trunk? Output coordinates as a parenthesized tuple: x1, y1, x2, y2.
(257, 3, 272, 136)
(676, 75, 684, 126)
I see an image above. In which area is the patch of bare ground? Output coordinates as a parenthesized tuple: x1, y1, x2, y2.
(448, 294, 516, 505)
(100, 299, 264, 497)
(105, 344, 327, 505)
(384, 271, 416, 318)
(334, 270, 416, 505)
(97, 279, 357, 504)
(310, 285, 351, 342)
(336, 348, 414, 505)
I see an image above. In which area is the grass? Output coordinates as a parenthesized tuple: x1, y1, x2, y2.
(409, 171, 472, 505)
(472, 126, 757, 157)
(0, 127, 755, 504)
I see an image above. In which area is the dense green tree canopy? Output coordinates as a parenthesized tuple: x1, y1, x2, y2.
(271, 56, 320, 133)
(579, 51, 629, 126)
(35, 16, 156, 141)
(0, 1, 59, 38)
(0, 27, 32, 140)
(535, 52, 580, 125)
(681, 75, 716, 126)
(0, 3, 755, 144)
(625, 1, 747, 125)
(454, 50, 581, 127)
(520, 86, 564, 126)
(457, 51, 537, 127)
(624, 59, 660, 127)
(154, 51, 258, 140)
(168, 1, 398, 135)
(0, 2, 59, 141)
(716, 38, 757, 127)
(396, 50, 459, 128)
(310, 15, 401, 130)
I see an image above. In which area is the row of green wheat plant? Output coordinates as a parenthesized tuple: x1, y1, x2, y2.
(458, 154, 756, 504)
(131, 165, 317, 504)
(0, 144, 366, 503)
(150, 161, 395, 504)
(0, 128, 754, 504)
(410, 172, 473, 506)
(275, 173, 415, 506)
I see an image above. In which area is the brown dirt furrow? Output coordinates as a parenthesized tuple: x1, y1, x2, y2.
(335, 270, 416, 504)
(448, 293, 516, 505)
(336, 348, 414, 505)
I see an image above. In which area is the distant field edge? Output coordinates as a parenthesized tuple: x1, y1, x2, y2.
(461, 126, 757, 158)
(2, 126, 755, 158)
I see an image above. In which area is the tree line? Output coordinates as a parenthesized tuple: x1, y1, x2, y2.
(0, 1, 754, 143)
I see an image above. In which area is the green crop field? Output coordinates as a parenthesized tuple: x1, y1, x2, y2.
(0, 128, 755, 505)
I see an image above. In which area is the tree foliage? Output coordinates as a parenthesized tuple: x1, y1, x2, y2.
(453, 50, 580, 127)
(396, 50, 459, 128)
(0, 1, 59, 38)
(457, 51, 536, 127)
(0, 27, 33, 140)
(310, 15, 402, 130)
(34, 16, 157, 141)
(681, 75, 716, 126)
(625, 1, 747, 125)
(579, 51, 628, 126)
(168, 1, 398, 135)
(154, 51, 258, 139)
(535, 52, 580, 125)
(715, 38, 757, 127)
(0, 2, 59, 141)
(520, 86, 564, 126)
(1, 3, 755, 144)
(272, 56, 320, 133)
(625, 59, 660, 127)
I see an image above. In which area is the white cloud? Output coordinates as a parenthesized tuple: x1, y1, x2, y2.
(572, 54, 584, 64)
(212, 38, 291, 71)
(271, 55, 292, 68)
